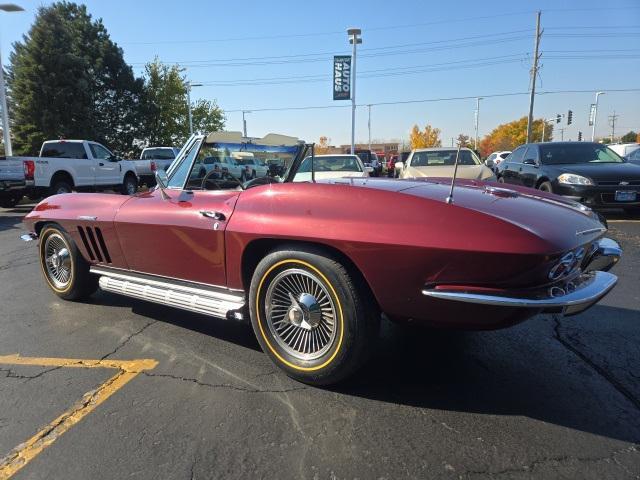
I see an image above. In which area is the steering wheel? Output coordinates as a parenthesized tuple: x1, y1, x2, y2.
(200, 169, 224, 190)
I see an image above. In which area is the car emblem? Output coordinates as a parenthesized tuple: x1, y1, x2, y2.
(619, 181, 629, 186)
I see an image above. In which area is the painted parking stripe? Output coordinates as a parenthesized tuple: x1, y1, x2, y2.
(0, 354, 157, 480)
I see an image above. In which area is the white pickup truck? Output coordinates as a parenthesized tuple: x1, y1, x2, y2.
(19, 140, 139, 197)
(133, 146, 179, 186)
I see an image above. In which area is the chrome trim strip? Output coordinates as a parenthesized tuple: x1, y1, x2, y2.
(77, 215, 97, 221)
(422, 271, 617, 313)
(90, 265, 243, 294)
(94, 269, 245, 320)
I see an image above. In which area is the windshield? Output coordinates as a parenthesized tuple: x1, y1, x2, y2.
(411, 150, 479, 167)
(539, 144, 625, 165)
(298, 155, 363, 173)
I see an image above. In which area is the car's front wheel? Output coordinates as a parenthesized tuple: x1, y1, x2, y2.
(249, 247, 379, 385)
(38, 224, 98, 300)
(538, 181, 553, 193)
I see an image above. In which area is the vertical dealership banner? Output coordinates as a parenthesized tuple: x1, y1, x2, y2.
(588, 103, 597, 126)
(333, 55, 352, 100)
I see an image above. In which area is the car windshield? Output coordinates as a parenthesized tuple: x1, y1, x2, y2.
(539, 144, 625, 165)
(298, 155, 363, 173)
(411, 150, 478, 167)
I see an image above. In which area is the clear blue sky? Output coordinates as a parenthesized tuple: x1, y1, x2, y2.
(2, 0, 639, 146)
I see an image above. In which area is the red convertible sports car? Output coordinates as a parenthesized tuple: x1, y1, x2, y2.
(22, 132, 622, 385)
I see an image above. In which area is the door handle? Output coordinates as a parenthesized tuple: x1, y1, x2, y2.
(99, 162, 104, 166)
(200, 210, 225, 221)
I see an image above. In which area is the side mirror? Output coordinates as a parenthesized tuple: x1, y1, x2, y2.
(485, 159, 495, 167)
(154, 170, 170, 200)
(365, 166, 374, 174)
(523, 158, 538, 166)
(108, 154, 120, 162)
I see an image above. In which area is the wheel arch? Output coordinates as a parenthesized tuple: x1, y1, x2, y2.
(50, 170, 75, 188)
(240, 238, 380, 312)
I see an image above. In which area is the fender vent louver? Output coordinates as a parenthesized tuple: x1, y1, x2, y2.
(77, 226, 112, 264)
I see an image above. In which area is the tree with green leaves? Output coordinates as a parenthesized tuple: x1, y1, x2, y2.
(621, 131, 638, 143)
(140, 59, 224, 147)
(8, 2, 143, 155)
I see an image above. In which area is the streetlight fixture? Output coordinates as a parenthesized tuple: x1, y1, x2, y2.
(591, 91, 605, 142)
(242, 110, 252, 138)
(186, 82, 202, 135)
(474, 97, 483, 150)
(0, 3, 25, 156)
(347, 27, 361, 155)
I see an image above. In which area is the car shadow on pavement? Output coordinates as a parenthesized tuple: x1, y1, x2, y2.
(88, 289, 262, 353)
(84, 289, 640, 444)
(334, 305, 640, 444)
(0, 204, 33, 233)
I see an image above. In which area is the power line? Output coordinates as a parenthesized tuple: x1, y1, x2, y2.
(128, 31, 534, 67)
(221, 88, 640, 113)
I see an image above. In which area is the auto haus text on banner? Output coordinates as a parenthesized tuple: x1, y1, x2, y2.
(333, 55, 351, 100)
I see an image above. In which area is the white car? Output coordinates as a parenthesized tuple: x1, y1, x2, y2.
(485, 151, 512, 169)
(608, 143, 639, 161)
(293, 154, 369, 182)
(396, 148, 496, 181)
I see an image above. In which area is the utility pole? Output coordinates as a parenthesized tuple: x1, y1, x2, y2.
(608, 111, 618, 143)
(474, 97, 482, 150)
(558, 128, 565, 141)
(367, 104, 371, 151)
(526, 11, 542, 143)
(186, 82, 202, 136)
(347, 28, 362, 154)
(242, 110, 252, 137)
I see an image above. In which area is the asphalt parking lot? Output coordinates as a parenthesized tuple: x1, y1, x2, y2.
(1, 203, 639, 480)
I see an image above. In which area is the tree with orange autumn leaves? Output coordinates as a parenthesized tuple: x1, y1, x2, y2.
(478, 117, 550, 158)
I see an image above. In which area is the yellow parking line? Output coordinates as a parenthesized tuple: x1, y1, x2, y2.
(0, 354, 157, 479)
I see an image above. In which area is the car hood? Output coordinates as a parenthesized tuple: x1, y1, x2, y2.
(320, 177, 606, 251)
(404, 164, 494, 180)
(547, 162, 640, 183)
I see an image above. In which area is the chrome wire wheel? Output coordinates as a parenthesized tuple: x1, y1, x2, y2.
(265, 268, 337, 361)
(43, 233, 72, 290)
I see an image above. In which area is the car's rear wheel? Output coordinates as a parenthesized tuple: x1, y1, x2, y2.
(0, 195, 19, 208)
(249, 247, 379, 385)
(121, 174, 138, 195)
(39, 225, 98, 300)
(497, 176, 505, 183)
(50, 179, 72, 196)
(538, 181, 553, 193)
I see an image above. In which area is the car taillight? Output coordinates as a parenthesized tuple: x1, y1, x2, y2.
(23, 160, 35, 180)
(150, 161, 156, 172)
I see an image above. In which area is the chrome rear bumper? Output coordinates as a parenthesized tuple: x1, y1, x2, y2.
(422, 238, 621, 317)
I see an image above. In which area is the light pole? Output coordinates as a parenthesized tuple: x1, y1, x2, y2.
(474, 97, 483, 150)
(186, 82, 202, 136)
(0, 3, 24, 156)
(367, 104, 371, 151)
(242, 110, 251, 138)
(591, 91, 605, 142)
(347, 28, 362, 154)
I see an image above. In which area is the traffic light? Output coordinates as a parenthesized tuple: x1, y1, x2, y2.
(556, 114, 561, 123)
(567, 110, 573, 125)
(578, 131, 583, 141)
